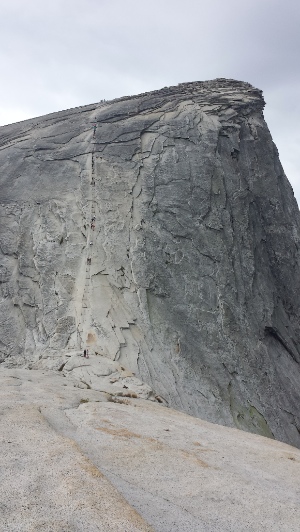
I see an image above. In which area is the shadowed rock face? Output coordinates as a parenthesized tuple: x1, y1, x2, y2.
(1, 79, 300, 447)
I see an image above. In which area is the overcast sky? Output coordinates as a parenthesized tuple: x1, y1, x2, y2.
(1, 0, 299, 203)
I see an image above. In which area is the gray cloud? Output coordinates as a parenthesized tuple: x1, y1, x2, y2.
(1, 0, 299, 201)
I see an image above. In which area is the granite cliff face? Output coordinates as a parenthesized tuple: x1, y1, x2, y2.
(1, 79, 300, 447)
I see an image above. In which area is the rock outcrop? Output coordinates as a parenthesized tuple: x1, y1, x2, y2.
(1, 368, 300, 531)
(1, 79, 300, 447)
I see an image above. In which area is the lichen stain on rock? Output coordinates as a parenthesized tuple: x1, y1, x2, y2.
(229, 382, 274, 439)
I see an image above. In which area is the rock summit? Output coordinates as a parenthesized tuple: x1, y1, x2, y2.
(1, 78, 300, 448)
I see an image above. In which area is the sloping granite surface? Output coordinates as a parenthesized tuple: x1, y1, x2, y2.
(1, 368, 300, 531)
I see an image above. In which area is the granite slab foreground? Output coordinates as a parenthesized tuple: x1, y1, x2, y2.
(1, 366, 299, 531)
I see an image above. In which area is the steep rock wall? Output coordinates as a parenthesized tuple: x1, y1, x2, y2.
(1, 79, 300, 446)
